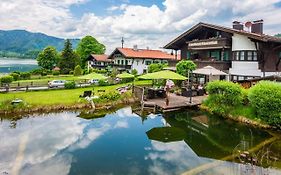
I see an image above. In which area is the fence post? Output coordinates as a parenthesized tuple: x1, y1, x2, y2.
(26, 85, 29, 92)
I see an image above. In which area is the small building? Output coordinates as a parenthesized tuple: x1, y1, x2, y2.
(164, 20, 281, 81)
(87, 54, 112, 70)
(108, 46, 179, 74)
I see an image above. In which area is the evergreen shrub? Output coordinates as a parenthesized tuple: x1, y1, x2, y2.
(248, 81, 281, 127)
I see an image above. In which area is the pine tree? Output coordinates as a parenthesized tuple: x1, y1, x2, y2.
(59, 39, 81, 74)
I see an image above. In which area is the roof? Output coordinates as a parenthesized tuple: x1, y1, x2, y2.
(89, 54, 111, 62)
(109, 47, 179, 60)
(164, 22, 281, 49)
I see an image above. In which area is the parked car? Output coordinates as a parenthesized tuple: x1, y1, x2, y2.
(48, 80, 66, 88)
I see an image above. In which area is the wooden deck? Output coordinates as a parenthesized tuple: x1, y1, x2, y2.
(143, 94, 207, 112)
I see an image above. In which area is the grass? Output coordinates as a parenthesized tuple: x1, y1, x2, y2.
(9, 75, 84, 87)
(0, 80, 151, 107)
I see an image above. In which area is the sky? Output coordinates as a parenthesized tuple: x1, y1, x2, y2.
(1, 0, 281, 53)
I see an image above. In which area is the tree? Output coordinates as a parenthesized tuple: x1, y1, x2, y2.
(275, 33, 281, 38)
(176, 60, 197, 76)
(77, 36, 106, 68)
(59, 39, 80, 74)
(148, 63, 167, 73)
(74, 65, 83, 76)
(36, 46, 59, 70)
(0, 76, 13, 85)
(131, 69, 138, 76)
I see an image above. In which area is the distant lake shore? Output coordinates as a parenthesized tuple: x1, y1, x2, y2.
(0, 57, 38, 74)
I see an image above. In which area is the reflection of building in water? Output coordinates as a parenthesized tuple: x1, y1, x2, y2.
(159, 111, 280, 175)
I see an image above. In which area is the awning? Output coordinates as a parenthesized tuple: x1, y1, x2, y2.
(139, 70, 187, 80)
(78, 73, 108, 80)
(193, 66, 227, 76)
(116, 72, 134, 79)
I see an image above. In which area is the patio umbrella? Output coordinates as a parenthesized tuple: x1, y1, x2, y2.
(193, 66, 227, 76)
(139, 70, 187, 80)
(116, 72, 134, 79)
(146, 127, 186, 143)
(78, 73, 108, 80)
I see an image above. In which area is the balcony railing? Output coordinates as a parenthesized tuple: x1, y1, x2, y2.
(193, 60, 231, 70)
(187, 38, 231, 50)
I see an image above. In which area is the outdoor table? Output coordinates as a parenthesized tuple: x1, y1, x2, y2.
(147, 88, 166, 99)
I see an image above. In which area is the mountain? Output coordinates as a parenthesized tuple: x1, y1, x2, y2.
(0, 30, 79, 59)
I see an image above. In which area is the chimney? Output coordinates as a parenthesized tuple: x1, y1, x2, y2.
(251, 19, 263, 35)
(133, 45, 138, 51)
(233, 21, 244, 30)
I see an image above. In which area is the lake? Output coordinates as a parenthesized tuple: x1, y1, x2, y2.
(0, 57, 38, 74)
(0, 107, 281, 175)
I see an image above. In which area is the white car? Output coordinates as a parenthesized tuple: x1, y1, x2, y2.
(48, 80, 66, 88)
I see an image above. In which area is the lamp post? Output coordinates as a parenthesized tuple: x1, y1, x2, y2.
(188, 70, 193, 104)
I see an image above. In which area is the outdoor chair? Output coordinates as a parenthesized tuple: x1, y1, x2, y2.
(79, 90, 92, 98)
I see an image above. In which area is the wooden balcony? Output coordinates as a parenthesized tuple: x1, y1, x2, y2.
(187, 38, 231, 50)
(193, 60, 231, 70)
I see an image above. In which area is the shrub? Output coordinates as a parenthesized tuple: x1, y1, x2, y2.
(9, 73, 20, 81)
(248, 81, 281, 127)
(205, 80, 243, 115)
(20, 72, 31, 80)
(99, 91, 121, 102)
(64, 81, 76, 89)
(176, 60, 197, 76)
(131, 69, 138, 76)
(98, 80, 109, 86)
(0, 76, 13, 84)
(148, 63, 167, 73)
(74, 65, 83, 76)
(52, 71, 60, 76)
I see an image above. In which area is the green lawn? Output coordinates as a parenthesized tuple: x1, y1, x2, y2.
(0, 80, 151, 106)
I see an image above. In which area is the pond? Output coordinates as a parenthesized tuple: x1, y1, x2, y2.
(0, 107, 281, 175)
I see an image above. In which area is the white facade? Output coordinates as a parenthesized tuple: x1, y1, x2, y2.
(229, 61, 262, 77)
(232, 34, 257, 51)
(229, 34, 262, 78)
(112, 55, 169, 75)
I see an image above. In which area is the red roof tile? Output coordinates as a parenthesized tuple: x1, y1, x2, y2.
(90, 54, 111, 62)
(115, 48, 179, 60)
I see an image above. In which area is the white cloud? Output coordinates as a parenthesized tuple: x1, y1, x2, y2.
(0, 0, 281, 53)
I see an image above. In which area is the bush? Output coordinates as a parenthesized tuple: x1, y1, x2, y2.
(205, 80, 243, 115)
(74, 65, 83, 76)
(64, 81, 76, 89)
(98, 80, 109, 86)
(20, 72, 31, 80)
(248, 81, 281, 127)
(9, 73, 20, 81)
(0, 76, 13, 84)
(99, 91, 121, 102)
(52, 71, 60, 76)
(148, 63, 167, 73)
(131, 69, 138, 76)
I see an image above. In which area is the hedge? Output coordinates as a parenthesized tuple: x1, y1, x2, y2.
(205, 80, 243, 115)
(248, 81, 281, 127)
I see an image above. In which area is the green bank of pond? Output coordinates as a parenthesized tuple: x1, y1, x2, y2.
(0, 107, 281, 175)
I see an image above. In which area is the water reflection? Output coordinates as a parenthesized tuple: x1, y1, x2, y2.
(0, 107, 280, 175)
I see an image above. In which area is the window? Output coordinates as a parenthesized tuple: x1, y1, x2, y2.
(145, 61, 151, 65)
(247, 51, 252, 61)
(240, 51, 245, 60)
(121, 60, 124, 65)
(253, 52, 257, 61)
(235, 52, 239, 61)
(125, 60, 128, 65)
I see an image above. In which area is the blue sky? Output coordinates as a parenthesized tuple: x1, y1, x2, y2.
(0, 0, 281, 53)
(70, 0, 165, 17)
